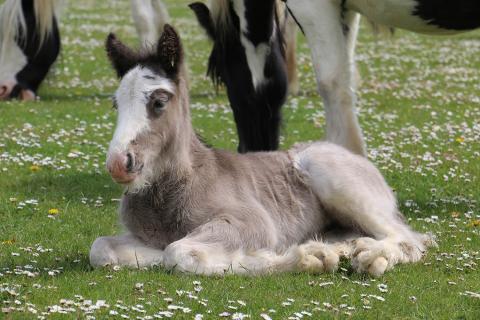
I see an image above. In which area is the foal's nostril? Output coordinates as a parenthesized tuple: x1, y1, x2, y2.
(126, 153, 134, 172)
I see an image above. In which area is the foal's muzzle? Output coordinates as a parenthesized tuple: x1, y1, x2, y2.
(106, 152, 137, 184)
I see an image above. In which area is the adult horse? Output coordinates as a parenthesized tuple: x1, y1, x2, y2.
(0, 0, 60, 101)
(190, 0, 299, 152)
(0, 0, 161, 102)
(282, 0, 480, 155)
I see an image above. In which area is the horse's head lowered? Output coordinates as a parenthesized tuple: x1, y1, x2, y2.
(105, 25, 190, 191)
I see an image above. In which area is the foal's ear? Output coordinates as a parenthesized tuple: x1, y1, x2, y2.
(189, 2, 216, 40)
(156, 24, 183, 76)
(105, 33, 138, 78)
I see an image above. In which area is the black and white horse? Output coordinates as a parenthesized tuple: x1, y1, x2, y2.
(0, 0, 168, 102)
(190, 0, 291, 153)
(0, 0, 60, 101)
(283, 0, 480, 156)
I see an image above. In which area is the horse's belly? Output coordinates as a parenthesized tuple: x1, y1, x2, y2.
(348, 0, 479, 34)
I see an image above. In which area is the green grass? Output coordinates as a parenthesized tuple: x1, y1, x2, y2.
(1, 0, 479, 319)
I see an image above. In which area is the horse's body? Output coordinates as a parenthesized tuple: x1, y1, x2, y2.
(282, 0, 480, 155)
(348, 0, 479, 34)
(0, 0, 60, 101)
(90, 25, 434, 276)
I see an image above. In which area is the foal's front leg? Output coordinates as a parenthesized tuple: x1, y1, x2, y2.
(286, 0, 366, 156)
(162, 218, 330, 275)
(90, 234, 163, 268)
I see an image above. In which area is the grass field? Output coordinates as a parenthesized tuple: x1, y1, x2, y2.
(1, 0, 479, 319)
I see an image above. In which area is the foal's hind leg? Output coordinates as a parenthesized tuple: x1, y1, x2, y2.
(294, 143, 434, 276)
(286, 1, 366, 155)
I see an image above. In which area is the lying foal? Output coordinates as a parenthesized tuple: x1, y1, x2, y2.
(90, 25, 434, 276)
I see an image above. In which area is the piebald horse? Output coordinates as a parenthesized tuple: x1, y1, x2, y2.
(190, 0, 299, 152)
(283, 0, 480, 155)
(0, 0, 60, 101)
(90, 25, 434, 277)
(0, 0, 164, 101)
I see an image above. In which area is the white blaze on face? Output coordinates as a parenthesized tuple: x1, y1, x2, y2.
(108, 66, 175, 157)
(232, 0, 273, 90)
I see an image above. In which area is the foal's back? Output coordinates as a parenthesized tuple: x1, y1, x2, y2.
(204, 149, 325, 249)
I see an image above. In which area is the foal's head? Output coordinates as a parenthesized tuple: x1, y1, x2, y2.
(106, 25, 190, 190)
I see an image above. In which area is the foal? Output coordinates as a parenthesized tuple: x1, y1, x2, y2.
(90, 25, 434, 276)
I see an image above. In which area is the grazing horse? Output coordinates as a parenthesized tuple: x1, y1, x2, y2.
(89, 25, 434, 276)
(282, 0, 480, 156)
(0, 0, 168, 101)
(0, 0, 60, 101)
(190, 0, 290, 153)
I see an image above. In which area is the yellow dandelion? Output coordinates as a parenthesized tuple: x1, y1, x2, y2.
(455, 137, 465, 143)
(450, 212, 460, 218)
(469, 219, 480, 227)
(30, 165, 40, 172)
(1, 239, 15, 245)
(48, 208, 59, 215)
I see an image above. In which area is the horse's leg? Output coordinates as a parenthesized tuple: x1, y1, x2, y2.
(294, 143, 435, 276)
(130, 0, 160, 46)
(90, 234, 164, 268)
(286, 0, 366, 156)
(151, 0, 169, 37)
(345, 12, 361, 90)
(163, 219, 340, 275)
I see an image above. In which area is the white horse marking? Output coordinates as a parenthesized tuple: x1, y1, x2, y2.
(109, 67, 174, 154)
(232, 0, 273, 89)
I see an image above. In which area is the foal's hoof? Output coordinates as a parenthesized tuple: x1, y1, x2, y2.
(298, 241, 340, 273)
(352, 237, 393, 277)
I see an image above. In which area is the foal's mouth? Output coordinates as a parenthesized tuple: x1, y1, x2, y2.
(111, 164, 144, 185)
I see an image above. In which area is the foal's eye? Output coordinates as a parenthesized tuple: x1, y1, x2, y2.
(149, 89, 171, 116)
(153, 99, 165, 114)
